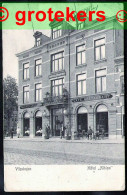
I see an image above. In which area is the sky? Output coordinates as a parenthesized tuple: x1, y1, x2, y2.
(3, 30, 51, 83)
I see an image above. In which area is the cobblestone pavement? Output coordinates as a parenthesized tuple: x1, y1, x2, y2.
(4, 140, 124, 165)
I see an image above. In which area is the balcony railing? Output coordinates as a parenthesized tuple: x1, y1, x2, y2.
(43, 95, 68, 106)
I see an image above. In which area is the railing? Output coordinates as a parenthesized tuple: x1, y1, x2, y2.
(43, 95, 68, 106)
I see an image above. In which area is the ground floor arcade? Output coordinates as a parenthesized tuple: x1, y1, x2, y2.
(18, 98, 124, 139)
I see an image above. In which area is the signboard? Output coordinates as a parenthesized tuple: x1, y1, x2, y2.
(20, 102, 43, 109)
(72, 93, 113, 103)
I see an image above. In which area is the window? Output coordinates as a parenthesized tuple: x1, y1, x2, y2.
(52, 26, 62, 39)
(51, 52, 64, 72)
(94, 38, 105, 61)
(23, 63, 29, 80)
(95, 69, 106, 93)
(36, 37, 41, 46)
(51, 78, 64, 96)
(77, 73, 86, 96)
(23, 86, 29, 103)
(35, 83, 42, 102)
(76, 44, 86, 66)
(35, 59, 42, 77)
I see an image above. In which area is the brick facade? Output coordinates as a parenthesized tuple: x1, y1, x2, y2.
(16, 17, 124, 139)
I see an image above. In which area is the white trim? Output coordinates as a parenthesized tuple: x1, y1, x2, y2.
(49, 48, 65, 56)
(49, 76, 65, 81)
(19, 53, 44, 62)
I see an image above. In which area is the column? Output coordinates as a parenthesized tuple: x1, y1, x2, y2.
(88, 110, 94, 133)
(30, 115, 34, 138)
(18, 116, 23, 137)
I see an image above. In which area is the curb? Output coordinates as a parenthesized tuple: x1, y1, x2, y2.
(4, 138, 124, 144)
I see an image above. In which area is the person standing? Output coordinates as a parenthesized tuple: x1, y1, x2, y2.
(17, 126, 20, 138)
(10, 127, 14, 139)
(87, 126, 93, 140)
(60, 124, 64, 139)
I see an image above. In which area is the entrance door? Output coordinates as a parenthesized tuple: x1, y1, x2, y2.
(77, 106, 88, 134)
(96, 105, 108, 137)
(52, 108, 64, 136)
(77, 114, 88, 133)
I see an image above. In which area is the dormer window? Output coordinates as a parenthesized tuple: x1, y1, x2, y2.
(36, 37, 41, 46)
(52, 26, 62, 39)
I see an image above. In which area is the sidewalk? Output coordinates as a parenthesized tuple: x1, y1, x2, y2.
(4, 136, 124, 144)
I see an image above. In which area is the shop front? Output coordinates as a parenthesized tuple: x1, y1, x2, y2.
(35, 110, 42, 136)
(77, 106, 88, 135)
(96, 104, 108, 137)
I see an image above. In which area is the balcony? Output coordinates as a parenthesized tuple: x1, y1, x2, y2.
(43, 95, 68, 107)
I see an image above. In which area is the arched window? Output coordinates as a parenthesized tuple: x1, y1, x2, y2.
(78, 106, 87, 114)
(35, 111, 42, 118)
(96, 105, 108, 112)
(24, 112, 30, 118)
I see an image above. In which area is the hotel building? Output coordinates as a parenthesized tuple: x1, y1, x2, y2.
(16, 16, 124, 139)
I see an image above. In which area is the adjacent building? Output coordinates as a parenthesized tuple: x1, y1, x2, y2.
(16, 16, 124, 139)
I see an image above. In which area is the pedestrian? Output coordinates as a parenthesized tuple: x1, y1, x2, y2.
(60, 124, 64, 139)
(17, 126, 20, 138)
(87, 126, 93, 140)
(95, 130, 100, 140)
(10, 127, 14, 139)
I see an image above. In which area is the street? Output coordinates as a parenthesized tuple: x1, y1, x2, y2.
(4, 139, 124, 165)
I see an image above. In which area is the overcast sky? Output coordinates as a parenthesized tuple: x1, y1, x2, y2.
(3, 30, 51, 83)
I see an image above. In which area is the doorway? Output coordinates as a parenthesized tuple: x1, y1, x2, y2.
(96, 105, 108, 137)
(51, 108, 64, 136)
(77, 106, 88, 134)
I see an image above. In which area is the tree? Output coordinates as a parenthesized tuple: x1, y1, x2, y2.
(3, 75, 18, 135)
